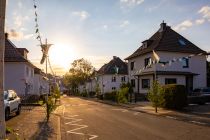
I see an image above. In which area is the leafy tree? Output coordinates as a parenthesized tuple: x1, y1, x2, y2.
(147, 81, 163, 113)
(117, 87, 129, 104)
(63, 58, 94, 93)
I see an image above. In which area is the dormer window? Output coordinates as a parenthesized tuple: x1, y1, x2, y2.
(179, 39, 186, 46)
(143, 41, 147, 49)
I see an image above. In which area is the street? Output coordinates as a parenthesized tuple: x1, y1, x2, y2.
(57, 96, 210, 140)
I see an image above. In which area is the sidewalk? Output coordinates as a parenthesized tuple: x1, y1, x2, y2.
(90, 98, 210, 127)
(6, 106, 61, 140)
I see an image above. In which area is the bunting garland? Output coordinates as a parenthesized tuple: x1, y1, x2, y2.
(33, 0, 42, 45)
(133, 52, 209, 76)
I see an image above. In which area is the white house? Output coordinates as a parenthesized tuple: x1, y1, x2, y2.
(4, 34, 36, 96)
(125, 22, 207, 95)
(95, 56, 128, 94)
(34, 68, 49, 96)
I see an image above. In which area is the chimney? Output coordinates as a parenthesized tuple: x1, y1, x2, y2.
(5, 33, 8, 39)
(113, 56, 117, 59)
(17, 48, 29, 59)
(159, 21, 167, 32)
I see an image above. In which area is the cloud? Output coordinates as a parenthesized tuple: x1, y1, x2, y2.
(120, 0, 144, 7)
(195, 19, 205, 25)
(72, 11, 90, 20)
(7, 29, 33, 41)
(103, 25, 108, 30)
(24, 34, 34, 40)
(8, 29, 24, 40)
(120, 20, 130, 28)
(174, 20, 193, 31)
(198, 6, 210, 19)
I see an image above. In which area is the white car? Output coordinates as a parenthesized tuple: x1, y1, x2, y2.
(4, 90, 21, 120)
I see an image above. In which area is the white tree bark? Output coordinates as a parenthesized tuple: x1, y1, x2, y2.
(0, 0, 6, 139)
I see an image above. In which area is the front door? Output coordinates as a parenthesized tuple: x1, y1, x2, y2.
(186, 76, 193, 94)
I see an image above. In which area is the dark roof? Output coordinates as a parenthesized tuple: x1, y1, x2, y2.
(125, 22, 206, 60)
(5, 39, 28, 62)
(4, 38, 36, 68)
(97, 56, 128, 75)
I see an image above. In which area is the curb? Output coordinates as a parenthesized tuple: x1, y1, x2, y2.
(56, 115, 61, 140)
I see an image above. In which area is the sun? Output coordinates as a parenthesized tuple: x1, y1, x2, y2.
(48, 43, 78, 71)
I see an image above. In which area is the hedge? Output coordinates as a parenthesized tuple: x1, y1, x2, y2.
(160, 84, 187, 110)
(104, 91, 117, 101)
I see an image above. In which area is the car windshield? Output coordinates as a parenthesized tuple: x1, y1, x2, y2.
(193, 88, 201, 92)
(203, 88, 210, 93)
(4, 91, 8, 100)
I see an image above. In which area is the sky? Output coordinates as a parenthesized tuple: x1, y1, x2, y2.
(5, 0, 210, 75)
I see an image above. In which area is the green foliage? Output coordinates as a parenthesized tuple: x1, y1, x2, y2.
(95, 83, 101, 97)
(117, 87, 129, 104)
(52, 84, 61, 100)
(81, 91, 88, 97)
(120, 82, 133, 93)
(160, 84, 187, 110)
(89, 91, 96, 97)
(63, 58, 95, 93)
(147, 81, 163, 112)
(104, 91, 117, 101)
(46, 96, 57, 122)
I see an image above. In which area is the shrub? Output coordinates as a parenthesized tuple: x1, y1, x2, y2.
(89, 91, 96, 97)
(104, 91, 117, 101)
(81, 91, 88, 97)
(160, 84, 187, 110)
(117, 87, 129, 104)
(147, 81, 163, 112)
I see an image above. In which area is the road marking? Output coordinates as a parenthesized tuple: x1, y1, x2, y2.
(133, 112, 139, 115)
(64, 115, 98, 139)
(165, 116, 177, 120)
(190, 121, 207, 125)
(112, 109, 128, 112)
(62, 106, 66, 116)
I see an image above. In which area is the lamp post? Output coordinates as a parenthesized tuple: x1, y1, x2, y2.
(0, 0, 6, 139)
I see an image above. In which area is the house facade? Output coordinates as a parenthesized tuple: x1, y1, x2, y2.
(34, 68, 49, 96)
(4, 34, 36, 96)
(95, 56, 128, 94)
(125, 22, 207, 94)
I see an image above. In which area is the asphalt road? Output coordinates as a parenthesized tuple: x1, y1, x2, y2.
(59, 96, 210, 140)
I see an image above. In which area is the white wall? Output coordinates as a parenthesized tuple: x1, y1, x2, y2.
(5, 62, 35, 96)
(127, 51, 207, 93)
(34, 74, 49, 95)
(5, 63, 25, 96)
(97, 74, 128, 93)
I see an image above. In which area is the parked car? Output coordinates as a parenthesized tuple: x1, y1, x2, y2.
(4, 90, 21, 120)
(189, 87, 210, 104)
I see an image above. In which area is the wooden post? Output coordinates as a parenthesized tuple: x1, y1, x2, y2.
(0, 0, 6, 139)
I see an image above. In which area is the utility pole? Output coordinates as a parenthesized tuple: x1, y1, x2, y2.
(0, 0, 6, 139)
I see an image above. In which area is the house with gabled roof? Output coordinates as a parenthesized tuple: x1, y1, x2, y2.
(34, 68, 49, 96)
(4, 33, 36, 96)
(95, 56, 128, 94)
(125, 22, 207, 95)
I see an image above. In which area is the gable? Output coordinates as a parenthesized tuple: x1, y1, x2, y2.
(125, 22, 206, 60)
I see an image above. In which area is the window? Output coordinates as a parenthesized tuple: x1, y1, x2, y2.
(165, 78, 177, 85)
(131, 62, 135, 70)
(26, 67, 29, 76)
(121, 76, 126, 82)
(112, 87, 116, 90)
(178, 39, 186, 46)
(131, 79, 135, 87)
(182, 58, 189, 68)
(144, 57, 152, 67)
(142, 79, 150, 89)
(112, 76, 116, 82)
